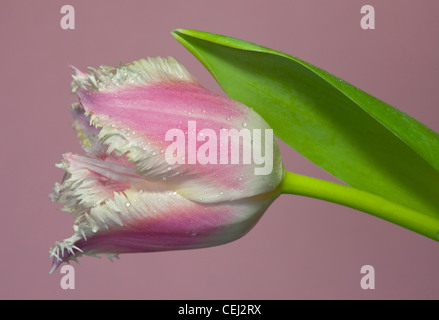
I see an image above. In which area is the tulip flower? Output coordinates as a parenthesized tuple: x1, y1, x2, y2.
(49, 57, 284, 274)
(50, 31, 439, 274)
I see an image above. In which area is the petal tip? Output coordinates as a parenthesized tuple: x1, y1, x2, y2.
(49, 258, 62, 275)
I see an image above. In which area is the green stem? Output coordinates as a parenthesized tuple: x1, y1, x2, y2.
(280, 171, 439, 242)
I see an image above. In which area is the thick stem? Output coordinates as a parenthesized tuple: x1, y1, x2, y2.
(280, 171, 439, 242)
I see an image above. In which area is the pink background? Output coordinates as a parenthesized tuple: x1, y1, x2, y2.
(1, 0, 439, 299)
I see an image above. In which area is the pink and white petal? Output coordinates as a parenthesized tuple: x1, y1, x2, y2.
(51, 152, 145, 217)
(50, 181, 279, 274)
(72, 57, 284, 203)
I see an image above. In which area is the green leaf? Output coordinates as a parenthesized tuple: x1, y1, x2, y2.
(172, 29, 439, 218)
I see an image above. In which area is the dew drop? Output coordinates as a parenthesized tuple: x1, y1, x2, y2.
(167, 166, 172, 171)
(226, 116, 231, 121)
(138, 189, 144, 194)
(242, 122, 247, 127)
(152, 151, 157, 156)
(125, 202, 131, 207)
(190, 231, 198, 236)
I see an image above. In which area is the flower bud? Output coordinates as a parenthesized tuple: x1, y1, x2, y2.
(49, 57, 283, 273)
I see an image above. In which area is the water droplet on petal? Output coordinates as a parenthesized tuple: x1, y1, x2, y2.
(242, 122, 247, 127)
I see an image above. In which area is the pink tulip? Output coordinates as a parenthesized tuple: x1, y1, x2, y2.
(49, 57, 284, 274)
